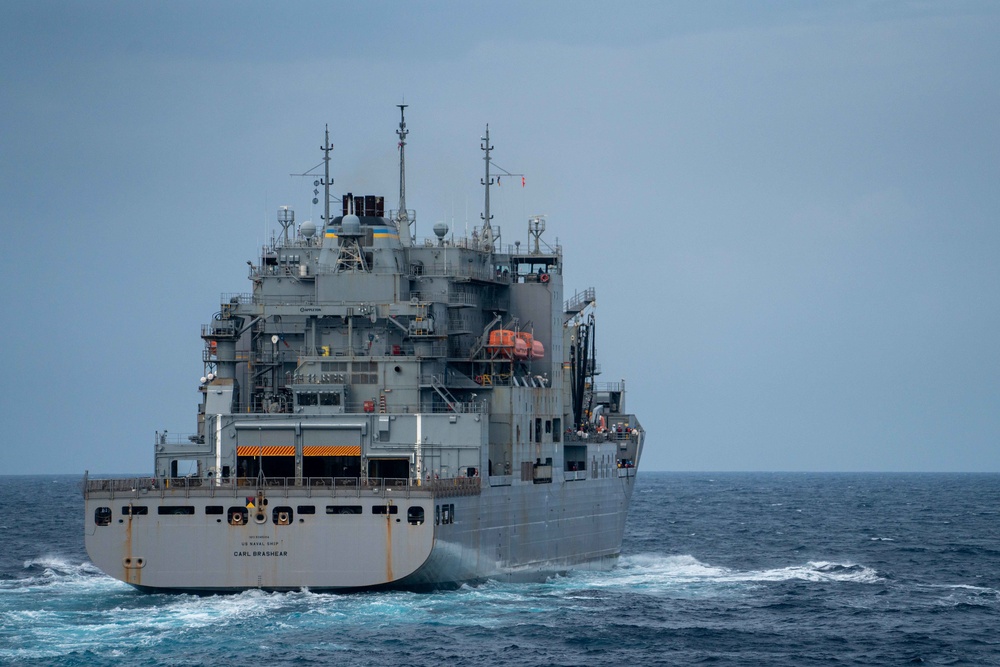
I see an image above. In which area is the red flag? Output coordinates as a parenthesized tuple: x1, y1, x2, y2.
(521, 176, 525, 187)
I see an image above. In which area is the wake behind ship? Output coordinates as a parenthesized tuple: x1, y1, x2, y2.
(84, 110, 645, 592)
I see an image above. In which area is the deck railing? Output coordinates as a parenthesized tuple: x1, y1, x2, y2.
(84, 475, 482, 500)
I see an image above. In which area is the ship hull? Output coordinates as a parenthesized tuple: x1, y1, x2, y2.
(84, 469, 637, 592)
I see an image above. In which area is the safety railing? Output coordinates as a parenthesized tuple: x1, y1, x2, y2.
(84, 475, 482, 499)
(294, 340, 448, 361)
(426, 476, 482, 498)
(564, 287, 595, 313)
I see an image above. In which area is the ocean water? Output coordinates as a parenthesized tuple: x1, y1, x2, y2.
(2, 472, 998, 666)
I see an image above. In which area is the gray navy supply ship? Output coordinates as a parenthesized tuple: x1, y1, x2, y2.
(84, 109, 645, 592)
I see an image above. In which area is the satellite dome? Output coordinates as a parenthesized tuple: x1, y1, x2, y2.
(300, 221, 316, 238)
(433, 221, 449, 240)
(342, 214, 362, 236)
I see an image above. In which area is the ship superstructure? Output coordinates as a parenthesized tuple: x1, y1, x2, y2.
(84, 113, 645, 592)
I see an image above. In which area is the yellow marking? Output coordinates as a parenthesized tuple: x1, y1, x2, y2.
(303, 446, 361, 457)
(236, 446, 294, 456)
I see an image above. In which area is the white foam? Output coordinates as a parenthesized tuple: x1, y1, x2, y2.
(564, 553, 882, 594)
(922, 583, 998, 595)
(23, 555, 96, 575)
(750, 560, 882, 584)
(0, 555, 111, 594)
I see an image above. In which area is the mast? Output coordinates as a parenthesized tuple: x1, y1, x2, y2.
(396, 104, 412, 246)
(480, 125, 495, 251)
(320, 126, 334, 232)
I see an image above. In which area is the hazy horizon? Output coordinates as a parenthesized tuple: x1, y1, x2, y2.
(3, 1, 998, 475)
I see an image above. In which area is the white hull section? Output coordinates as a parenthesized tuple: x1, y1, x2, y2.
(85, 471, 637, 592)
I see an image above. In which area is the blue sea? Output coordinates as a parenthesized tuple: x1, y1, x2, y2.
(2, 472, 998, 666)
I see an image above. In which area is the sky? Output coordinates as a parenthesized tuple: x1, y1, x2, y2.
(2, 1, 998, 474)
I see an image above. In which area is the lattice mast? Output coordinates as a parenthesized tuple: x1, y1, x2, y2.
(335, 195, 368, 272)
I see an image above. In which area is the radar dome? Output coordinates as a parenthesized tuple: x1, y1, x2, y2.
(300, 221, 316, 238)
(342, 214, 362, 236)
(433, 221, 449, 240)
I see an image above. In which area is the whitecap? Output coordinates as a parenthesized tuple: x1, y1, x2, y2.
(922, 583, 998, 595)
(551, 553, 884, 596)
(0, 556, 109, 593)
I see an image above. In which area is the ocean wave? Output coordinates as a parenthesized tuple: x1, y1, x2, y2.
(22, 556, 103, 578)
(567, 553, 883, 593)
(0, 556, 107, 592)
(920, 582, 1000, 602)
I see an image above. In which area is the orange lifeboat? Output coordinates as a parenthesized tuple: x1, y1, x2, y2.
(488, 330, 543, 360)
(487, 329, 516, 358)
(513, 337, 529, 359)
(514, 332, 533, 360)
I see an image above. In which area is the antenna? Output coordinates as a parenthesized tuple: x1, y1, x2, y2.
(480, 125, 495, 252)
(479, 127, 524, 253)
(320, 126, 334, 234)
(396, 104, 413, 246)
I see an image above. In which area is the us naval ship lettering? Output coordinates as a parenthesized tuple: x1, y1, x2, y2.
(84, 108, 645, 592)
